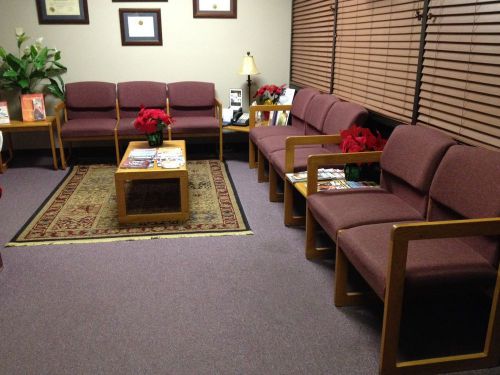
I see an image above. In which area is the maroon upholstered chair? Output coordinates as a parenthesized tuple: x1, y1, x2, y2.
(55, 81, 118, 169)
(270, 100, 369, 225)
(335, 144, 500, 373)
(166, 81, 223, 160)
(115, 81, 167, 161)
(305, 124, 456, 259)
(248, 87, 320, 168)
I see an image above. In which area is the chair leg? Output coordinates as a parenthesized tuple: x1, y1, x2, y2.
(219, 132, 223, 161)
(334, 243, 369, 307)
(0, 252, 3, 271)
(305, 206, 333, 260)
(249, 139, 257, 169)
(269, 167, 283, 202)
(59, 140, 67, 170)
(284, 179, 305, 226)
(257, 150, 269, 183)
(114, 135, 121, 165)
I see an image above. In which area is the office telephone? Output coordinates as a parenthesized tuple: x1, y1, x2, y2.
(231, 107, 243, 122)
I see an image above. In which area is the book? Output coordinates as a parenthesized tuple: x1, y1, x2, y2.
(286, 168, 345, 183)
(129, 148, 157, 160)
(121, 159, 151, 169)
(0, 102, 10, 124)
(315, 180, 379, 191)
(20, 93, 46, 122)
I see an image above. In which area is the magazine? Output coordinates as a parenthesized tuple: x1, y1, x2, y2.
(21, 93, 46, 122)
(315, 180, 379, 191)
(286, 168, 345, 183)
(0, 102, 10, 124)
(129, 148, 157, 160)
(120, 159, 151, 169)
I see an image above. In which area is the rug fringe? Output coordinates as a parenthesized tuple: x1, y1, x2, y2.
(5, 230, 253, 247)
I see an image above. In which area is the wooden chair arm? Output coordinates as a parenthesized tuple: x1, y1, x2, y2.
(285, 134, 342, 173)
(306, 151, 383, 195)
(54, 101, 65, 113)
(249, 104, 293, 130)
(214, 98, 223, 128)
(54, 101, 66, 133)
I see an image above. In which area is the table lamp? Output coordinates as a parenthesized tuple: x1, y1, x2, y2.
(239, 51, 260, 107)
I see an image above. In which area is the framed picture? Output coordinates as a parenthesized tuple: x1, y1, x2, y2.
(193, 0, 237, 19)
(0, 102, 10, 124)
(229, 89, 242, 110)
(20, 94, 46, 122)
(36, 0, 89, 24)
(119, 9, 162, 46)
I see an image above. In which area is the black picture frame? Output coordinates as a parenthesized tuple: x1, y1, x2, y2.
(119, 8, 163, 46)
(36, 0, 89, 24)
(193, 0, 237, 19)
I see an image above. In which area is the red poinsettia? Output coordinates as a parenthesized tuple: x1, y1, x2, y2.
(253, 84, 286, 104)
(134, 106, 173, 135)
(340, 125, 387, 153)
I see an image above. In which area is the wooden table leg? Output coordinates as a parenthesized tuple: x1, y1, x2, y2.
(48, 124, 58, 170)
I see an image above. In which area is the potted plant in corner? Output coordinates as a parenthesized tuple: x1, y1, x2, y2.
(0, 28, 67, 101)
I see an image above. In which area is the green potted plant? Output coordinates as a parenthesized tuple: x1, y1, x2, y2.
(0, 28, 67, 100)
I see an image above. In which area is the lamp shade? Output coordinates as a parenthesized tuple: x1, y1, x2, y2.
(239, 52, 260, 76)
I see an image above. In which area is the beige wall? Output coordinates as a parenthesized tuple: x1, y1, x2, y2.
(0, 0, 292, 115)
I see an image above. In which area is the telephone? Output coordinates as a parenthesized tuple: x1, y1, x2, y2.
(231, 107, 243, 123)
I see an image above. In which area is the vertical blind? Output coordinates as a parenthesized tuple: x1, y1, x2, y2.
(417, 0, 500, 150)
(332, 0, 423, 123)
(290, 0, 335, 93)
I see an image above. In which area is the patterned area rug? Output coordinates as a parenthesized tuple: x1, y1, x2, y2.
(8, 161, 251, 246)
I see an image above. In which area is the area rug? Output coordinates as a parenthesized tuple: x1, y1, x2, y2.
(8, 160, 252, 246)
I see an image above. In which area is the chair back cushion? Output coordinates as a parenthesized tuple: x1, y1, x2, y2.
(117, 81, 167, 118)
(322, 101, 368, 152)
(167, 81, 215, 117)
(380, 125, 456, 216)
(289, 87, 319, 131)
(429, 145, 500, 265)
(66, 81, 117, 119)
(304, 94, 340, 135)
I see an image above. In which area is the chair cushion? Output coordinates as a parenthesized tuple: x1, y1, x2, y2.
(66, 81, 116, 109)
(117, 81, 167, 118)
(290, 88, 320, 121)
(380, 125, 456, 193)
(167, 81, 215, 108)
(249, 125, 302, 143)
(304, 95, 339, 134)
(61, 118, 117, 138)
(308, 191, 423, 239)
(269, 146, 338, 177)
(338, 222, 497, 299)
(170, 116, 219, 134)
(117, 118, 142, 136)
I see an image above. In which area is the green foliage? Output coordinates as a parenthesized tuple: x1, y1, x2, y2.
(0, 29, 67, 100)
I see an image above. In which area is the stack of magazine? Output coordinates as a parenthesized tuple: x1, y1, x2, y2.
(286, 168, 345, 183)
(316, 180, 378, 191)
(121, 147, 186, 169)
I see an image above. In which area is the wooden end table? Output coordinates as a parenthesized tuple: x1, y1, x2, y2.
(0, 116, 58, 172)
(114, 140, 189, 224)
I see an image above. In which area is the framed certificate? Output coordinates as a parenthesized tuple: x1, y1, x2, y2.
(193, 0, 237, 19)
(36, 0, 89, 24)
(119, 9, 163, 46)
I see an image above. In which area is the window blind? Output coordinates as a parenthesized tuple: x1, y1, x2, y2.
(332, 0, 423, 122)
(418, 0, 500, 150)
(290, 0, 335, 93)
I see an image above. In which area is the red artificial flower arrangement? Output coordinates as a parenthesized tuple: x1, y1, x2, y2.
(253, 84, 286, 105)
(340, 125, 387, 153)
(134, 106, 173, 135)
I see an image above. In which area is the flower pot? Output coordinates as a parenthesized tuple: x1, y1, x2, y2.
(344, 163, 381, 183)
(344, 163, 362, 181)
(147, 131, 164, 147)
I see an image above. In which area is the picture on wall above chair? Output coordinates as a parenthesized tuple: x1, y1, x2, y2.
(119, 8, 163, 46)
(36, 0, 89, 24)
(193, 0, 236, 18)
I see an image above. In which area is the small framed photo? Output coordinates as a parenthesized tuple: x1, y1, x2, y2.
(0, 102, 10, 124)
(20, 94, 46, 122)
(119, 9, 162, 46)
(193, 0, 237, 19)
(36, 0, 89, 24)
(229, 89, 243, 110)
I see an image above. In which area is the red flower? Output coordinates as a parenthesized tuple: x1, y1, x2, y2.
(133, 106, 173, 135)
(340, 125, 387, 153)
(253, 83, 287, 104)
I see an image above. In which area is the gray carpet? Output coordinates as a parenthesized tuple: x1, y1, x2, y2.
(0, 155, 497, 374)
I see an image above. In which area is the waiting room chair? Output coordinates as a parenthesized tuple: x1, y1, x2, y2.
(115, 81, 167, 161)
(55, 81, 118, 169)
(166, 81, 223, 161)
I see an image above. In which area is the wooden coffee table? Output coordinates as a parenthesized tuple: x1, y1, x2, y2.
(114, 140, 189, 224)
